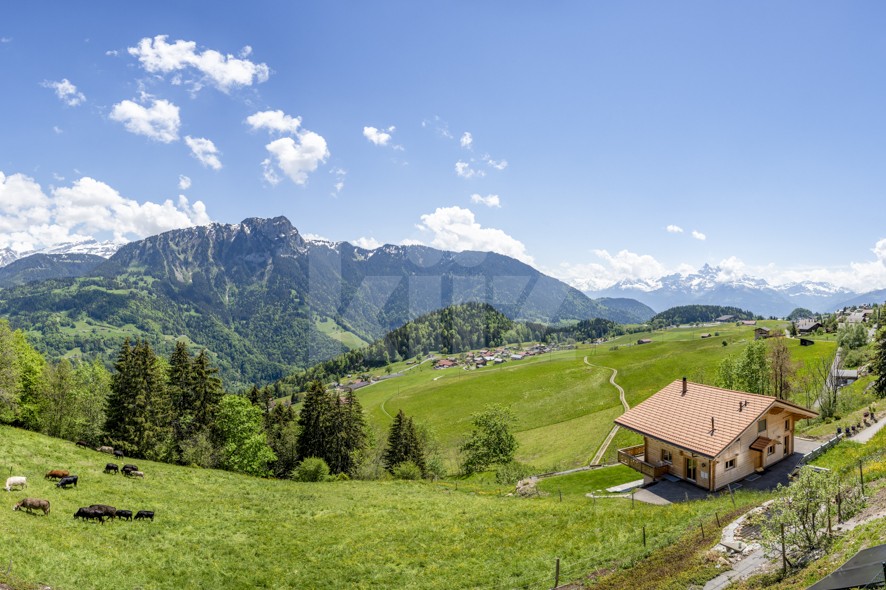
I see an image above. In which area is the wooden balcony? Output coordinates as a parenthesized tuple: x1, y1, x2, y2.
(617, 445, 670, 478)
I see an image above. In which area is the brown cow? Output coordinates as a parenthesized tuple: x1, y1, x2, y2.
(13, 498, 50, 515)
(44, 470, 70, 480)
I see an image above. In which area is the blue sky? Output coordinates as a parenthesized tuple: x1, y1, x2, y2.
(2, 2, 886, 291)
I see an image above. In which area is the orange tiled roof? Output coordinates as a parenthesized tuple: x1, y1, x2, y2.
(615, 380, 817, 458)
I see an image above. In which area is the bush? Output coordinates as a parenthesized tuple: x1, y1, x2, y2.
(392, 461, 423, 480)
(495, 460, 533, 484)
(292, 457, 330, 482)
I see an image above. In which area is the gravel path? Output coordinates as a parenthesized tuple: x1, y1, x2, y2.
(585, 357, 629, 465)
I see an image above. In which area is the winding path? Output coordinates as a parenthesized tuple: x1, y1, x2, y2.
(585, 356, 630, 465)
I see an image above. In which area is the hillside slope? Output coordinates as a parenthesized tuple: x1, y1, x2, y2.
(0, 424, 746, 590)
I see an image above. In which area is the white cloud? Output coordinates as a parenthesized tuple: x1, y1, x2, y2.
(42, 78, 86, 107)
(178, 175, 191, 190)
(363, 125, 395, 147)
(483, 154, 508, 170)
(460, 131, 473, 149)
(416, 206, 533, 264)
(263, 134, 329, 185)
(246, 110, 301, 135)
(0, 171, 211, 252)
(552, 249, 669, 291)
(400, 238, 425, 246)
(422, 115, 452, 139)
(239, 45, 253, 58)
(246, 109, 329, 186)
(692, 230, 707, 241)
(105, 49, 118, 56)
(52, 126, 63, 134)
(353, 236, 382, 250)
(0, 37, 12, 43)
(455, 160, 485, 179)
(666, 225, 684, 233)
(128, 35, 270, 93)
(330, 168, 346, 195)
(184, 136, 222, 170)
(110, 98, 180, 143)
(470, 193, 501, 208)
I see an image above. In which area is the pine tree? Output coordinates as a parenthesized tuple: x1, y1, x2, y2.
(167, 340, 193, 456)
(382, 409, 425, 475)
(105, 339, 171, 459)
(190, 349, 223, 432)
(295, 380, 334, 462)
(330, 390, 367, 475)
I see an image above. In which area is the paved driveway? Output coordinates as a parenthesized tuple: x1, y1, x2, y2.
(633, 450, 808, 505)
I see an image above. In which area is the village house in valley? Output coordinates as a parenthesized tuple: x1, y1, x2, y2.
(615, 378, 817, 491)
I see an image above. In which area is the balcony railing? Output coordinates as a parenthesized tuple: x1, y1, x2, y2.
(617, 445, 671, 478)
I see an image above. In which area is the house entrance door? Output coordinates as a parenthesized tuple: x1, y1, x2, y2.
(685, 458, 697, 481)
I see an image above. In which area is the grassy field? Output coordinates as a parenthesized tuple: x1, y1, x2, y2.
(354, 322, 836, 471)
(0, 425, 766, 590)
(314, 317, 370, 350)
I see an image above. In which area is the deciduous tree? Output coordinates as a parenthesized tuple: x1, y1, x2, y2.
(460, 404, 518, 474)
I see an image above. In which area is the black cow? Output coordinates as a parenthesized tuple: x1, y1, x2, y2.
(75, 440, 90, 448)
(89, 504, 117, 519)
(56, 475, 78, 489)
(114, 450, 124, 459)
(121, 464, 138, 473)
(104, 463, 119, 474)
(116, 509, 133, 521)
(73, 507, 104, 523)
(134, 510, 154, 521)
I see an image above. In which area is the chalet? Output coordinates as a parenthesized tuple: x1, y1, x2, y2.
(345, 380, 370, 393)
(637, 338, 652, 345)
(715, 315, 735, 323)
(434, 359, 457, 369)
(615, 378, 817, 492)
(754, 327, 771, 340)
(797, 319, 822, 334)
(834, 369, 858, 387)
(740, 320, 757, 326)
(847, 310, 872, 324)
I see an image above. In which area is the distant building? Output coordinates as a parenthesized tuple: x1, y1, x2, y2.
(799, 338, 814, 347)
(797, 319, 822, 334)
(754, 327, 771, 340)
(741, 320, 757, 326)
(434, 359, 457, 369)
(847, 310, 872, 324)
(637, 338, 652, 345)
(715, 315, 735, 322)
(616, 379, 817, 491)
(700, 333, 712, 339)
(835, 369, 859, 387)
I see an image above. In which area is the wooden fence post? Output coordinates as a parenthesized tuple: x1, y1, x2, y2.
(715, 512, 721, 527)
(859, 462, 865, 497)
(727, 483, 736, 508)
(642, 525, 646, 547)
(699, 523, 704, 540)
(553, 557, 560, 589)
(837, 492, 842, 523)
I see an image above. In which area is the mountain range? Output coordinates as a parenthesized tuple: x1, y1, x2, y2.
(0, 216, 653, 386)
(584, 263, 864, 317)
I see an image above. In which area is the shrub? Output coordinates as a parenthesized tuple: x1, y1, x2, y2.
(391, 460, 423, 480)
(495, 460, 533, 484)
(292, 457, 330, 482)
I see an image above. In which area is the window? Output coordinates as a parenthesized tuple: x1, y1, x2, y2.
(758, 419, 767, 433)
(661, 449, 672, 463)
(785, 419, 790, 431)
(725, 459, 735, 470)
(767, 445, 775, 456)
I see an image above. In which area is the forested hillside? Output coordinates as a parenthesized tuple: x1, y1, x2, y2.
(650, 305, 757, 326)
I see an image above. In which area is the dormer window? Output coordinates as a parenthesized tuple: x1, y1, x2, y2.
(758, 419, 767, 433)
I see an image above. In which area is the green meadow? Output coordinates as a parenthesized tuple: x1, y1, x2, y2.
(357, 322, 837, 471)
(0, 425, 765, 590)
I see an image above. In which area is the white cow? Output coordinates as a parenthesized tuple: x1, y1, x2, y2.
(4, 476, 27, 492)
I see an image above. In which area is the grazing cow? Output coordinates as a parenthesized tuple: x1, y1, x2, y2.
(134, 510, 154, 521)
(104, 463, 119, 475)
(88, 504, 117, 519)
(114, 450, 124, 459)
(44, 470, 69, 480)
(13, 498, 50, 515)
(122, 463, 138, 473)
(4, 477, 27, 492)
(116, 509, 133, 521)
(73, 507, 105, 524)
(125, 470, 145, 479)
(56, 475, 78, 489)
(75, 440, 90, 448)
(97, 446, 114, 454)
